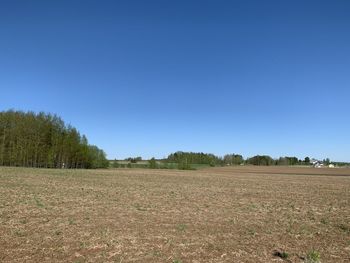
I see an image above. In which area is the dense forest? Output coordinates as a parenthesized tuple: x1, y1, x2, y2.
(0, 110, 108, 169)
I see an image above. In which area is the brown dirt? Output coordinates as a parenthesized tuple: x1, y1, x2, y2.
(0, 166, 349, 262)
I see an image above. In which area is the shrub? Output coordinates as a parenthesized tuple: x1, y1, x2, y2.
(306, 250, 321, 263)
(148, 158, 157, 169)
(112, 160, 120, 168)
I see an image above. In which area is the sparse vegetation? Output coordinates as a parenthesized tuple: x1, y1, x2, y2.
(176, 224, 187, 232)
(305, 250, 321, 263)
(34, 196, 44, 208)
(0, 166, 349, 262)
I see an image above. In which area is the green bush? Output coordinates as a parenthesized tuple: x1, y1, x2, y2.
(112, 160, 120, 168)
(306, 250, 321, 263)
(148, 158, 157, 169)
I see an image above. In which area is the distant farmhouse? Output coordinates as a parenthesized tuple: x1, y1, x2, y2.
(311, 159, 335, 168)
(311, 159, 322, 168)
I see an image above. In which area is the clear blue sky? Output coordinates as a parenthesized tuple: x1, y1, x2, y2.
(1, 1, 349, 161)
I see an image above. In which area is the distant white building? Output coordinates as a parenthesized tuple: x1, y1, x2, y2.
(329, 164, 335, 168)
(311, 159, 324, 168)
(315, 163, 324, 168)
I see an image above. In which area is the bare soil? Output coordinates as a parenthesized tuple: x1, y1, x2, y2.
(0, 166, 349, 262)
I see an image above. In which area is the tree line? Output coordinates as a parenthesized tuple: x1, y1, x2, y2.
(165, 152, 245, 167)
(0, 110, 108, 169)
(114, 152, 317, 170)
(167, 151, 223, 167)
(112, 152, 339, 170)
(163, 151, 325, 167)
(246, 156, 314, 166)
(113, 153, 340, 170)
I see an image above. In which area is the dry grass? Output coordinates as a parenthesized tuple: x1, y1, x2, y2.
(0, 166, 349, 262)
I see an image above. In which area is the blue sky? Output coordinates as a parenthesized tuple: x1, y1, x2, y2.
(1, 0, 349, 161)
